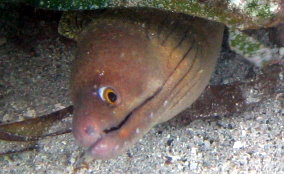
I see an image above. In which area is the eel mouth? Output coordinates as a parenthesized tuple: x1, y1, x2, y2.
(86, 111, 134, 159)
(103, 112, 133, 134)
(101, 86, 161, 136)
(86, 88, 162, 159)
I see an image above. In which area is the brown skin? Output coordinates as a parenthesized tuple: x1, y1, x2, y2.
(71, 8, 224, 160)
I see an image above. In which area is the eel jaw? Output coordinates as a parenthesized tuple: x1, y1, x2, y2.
(83, 88, 162, 160)
(73, 85, 163, 159)
(103, 112, 132, 134)
(87, 112, 136, 160)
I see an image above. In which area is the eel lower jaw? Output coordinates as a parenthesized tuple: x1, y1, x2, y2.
(86, 112, 133, 160)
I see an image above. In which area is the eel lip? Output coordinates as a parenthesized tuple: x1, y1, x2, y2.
(85, 112, 133, 159)
(88, 136, 103, 151)
(103, 112, 132, 134)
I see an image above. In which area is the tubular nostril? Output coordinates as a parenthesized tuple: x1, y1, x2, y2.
(85, 125, 96, 136)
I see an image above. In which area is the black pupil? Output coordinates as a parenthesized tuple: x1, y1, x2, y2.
(108, 92, 117, 103)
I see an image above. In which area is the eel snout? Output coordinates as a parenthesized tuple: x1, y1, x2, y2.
(72, 100, 156, 160)
(72, 110, 103, 148)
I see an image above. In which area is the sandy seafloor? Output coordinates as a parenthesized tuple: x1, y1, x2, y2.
(0, 5, 284, 174)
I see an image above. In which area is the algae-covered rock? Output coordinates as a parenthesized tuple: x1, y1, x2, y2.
(1, 0, 284, 30)
(2, 0, 283, 65)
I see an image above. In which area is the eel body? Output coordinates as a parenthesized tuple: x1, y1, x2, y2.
(71, 8, 224, 159)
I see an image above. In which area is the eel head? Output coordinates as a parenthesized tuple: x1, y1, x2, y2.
(71, 20, 169, 160)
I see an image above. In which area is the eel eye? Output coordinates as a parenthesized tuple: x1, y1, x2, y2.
(98, 87, 118, 105)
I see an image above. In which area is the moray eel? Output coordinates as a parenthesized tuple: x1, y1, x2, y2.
(71, 8, 224, 160)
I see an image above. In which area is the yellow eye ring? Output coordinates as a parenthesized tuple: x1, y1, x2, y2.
(98, 87, 118, 105)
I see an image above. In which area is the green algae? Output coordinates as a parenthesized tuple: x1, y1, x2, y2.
(34, 0, 109, 10)
(245, 0, 275, 18)
(1, 0, 281, 29)
(229, 29, 262, 57)
(2, 0, 282, 66)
